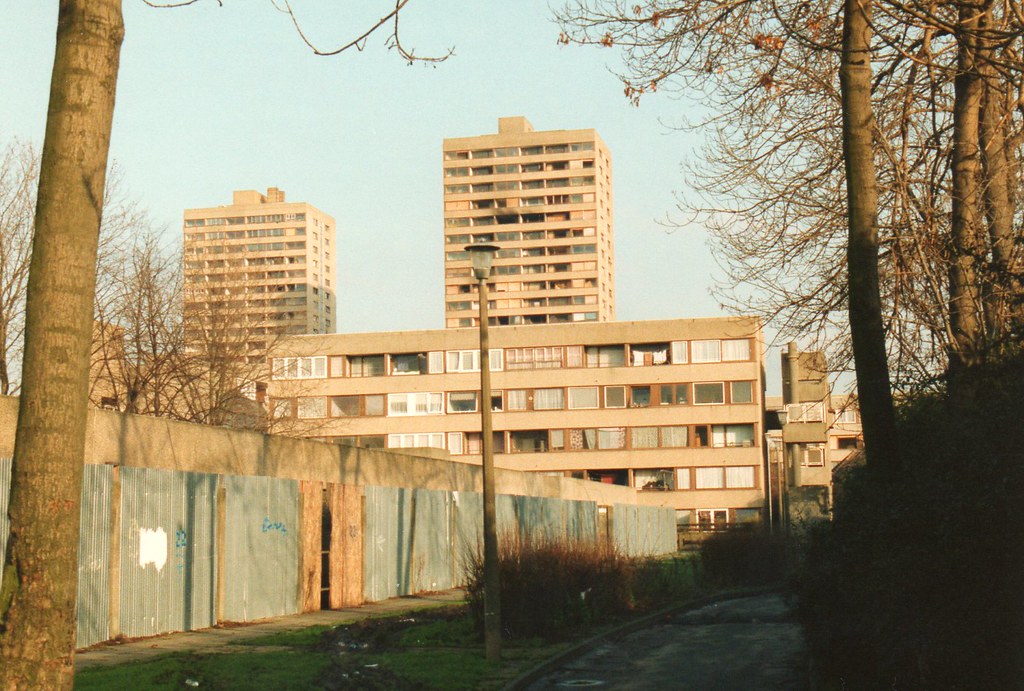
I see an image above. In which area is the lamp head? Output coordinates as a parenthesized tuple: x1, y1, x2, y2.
(464, 242, 499, 280)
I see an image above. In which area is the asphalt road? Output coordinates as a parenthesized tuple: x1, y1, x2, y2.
(524, 593, 808, 690)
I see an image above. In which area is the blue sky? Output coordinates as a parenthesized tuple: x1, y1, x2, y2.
(1, 1, 785, 389)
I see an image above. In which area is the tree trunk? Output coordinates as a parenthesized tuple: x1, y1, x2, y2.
(948, 0, 986, 376)
(0, 1, 123, 688)
(840, 0, 899, 474)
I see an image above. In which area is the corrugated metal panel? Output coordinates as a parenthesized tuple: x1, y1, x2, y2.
(120, 467, 217, 637)
(496, 494, 518, 545)
(223, 474, 299, 622)
(410, 488, 454, 592)
(76, 464, 112, 647)
(564, 499, 598, 544)
(0, 457, 10, 568)
(612, 503, 640, 556)
(363, 486, 414, 602)
(453, 490, 482, 583)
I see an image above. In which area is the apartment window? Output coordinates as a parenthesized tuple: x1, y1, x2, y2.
(428, 351, 445, 373)
(661, 426, 689, 448)
(330, 396, 360, 417)
(676, 469, 691, 490)
(731, 381, 754, 404)
(448, 392, 478, 413)
(660, 384, 689, 405)
(297, 397, 326, 419)
(697, 509, 729, 530)
(550, 429, 565, 450)
(694, 425, 710, 447)
(835, 408, 858, 423)
(364, 395, 384, 416)
(568, 386, 599, 409)
(271, 399, 292, 419)
(788, 402, 824, 423)
(712, 424, 756, 447)
(631, 427, 659, 449)
(695, 467, 725, 489)
(630, 343, 669, 366)
(585, 344, 625, 368)
(510, 430, 548, 453)
(533, 388, 565, 410)
(721, 339, 751, 361)
(598, 428, 626, 450)
(506, 389, 528, 411)
(391, 353, 426, 375)
(691, 340, 721, 363)
(635, 468, 674, 491)
(389, 433, 445, 449)
(569, 428, 596, 450)
(447, 349, 503, 372)
(273, 356, 326, 379)
(671, 341, 688, 364)
(387, 392, 443, 416)
(630, 386, 651, 407)
(349, 354, 385, 377)
(448, 432, 464, 455)
(694, 382, 726, 404)
(506, 346, 563, 370)
(803, 444, 826, 467)
(725, 466, 756, 488)
(604, 386, 625, 408)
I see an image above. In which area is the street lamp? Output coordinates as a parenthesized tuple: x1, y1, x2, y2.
(465, 241, 501, 662)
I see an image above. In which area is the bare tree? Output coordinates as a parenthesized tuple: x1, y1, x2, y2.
(0, 143, 37, 396)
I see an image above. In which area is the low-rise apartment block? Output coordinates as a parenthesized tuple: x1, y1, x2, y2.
(268, 317, 766, 530)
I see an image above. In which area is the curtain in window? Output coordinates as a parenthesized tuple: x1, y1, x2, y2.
(598, 428, 626, 449)
(661, 426, 688, 447)
(721, 339, 751, 361)
(695, 467, 725, 489)
(631, 427, 658, 448)
(569, 387, 599, 409)
(533, 388, 564, 409)
(566, 345, 583, 367)
(506, 389, 528, 410)
(448, 433, 464, 455)
(691, 340, 721, 363)
(726, 466, 755, 488)
(676, 469, 691, 490)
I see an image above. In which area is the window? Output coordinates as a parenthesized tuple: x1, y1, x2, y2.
(836, 436, 860, 450)
(695, 467, 725, 489)
(731, 381, 754, 404)
(505, 347, 563, 370)
(550, 429, 565, 450)
(447, 349, 503, 372)
(349, 354, 385, 377)
(697, 509, 729, 530)
(671, 341, 688, 364)
(330, 396, 359, 417)
(510, 430, 548, 453)
(271, 399, 292, 418)
(691, 340, 721, 363)
(630, 343, 669, 366)
(598, 428, 626, 449)
(721, 339, 751, 361)
(273, 356, 327, 379)
(448, 432, 464, 455)
(391, 353, 426, 375)
(694, 425, 710, 447)
(364, 395, 384, 416)
(568, 386, 599, 409)
(835, 408, 858, 423)
(630, 386, 651, 407)
(631, 427, 659, 449)
(788, 402, 824, 422)
(297, 397, 326, 419)
(448, 392, 478, 413)
(803, 444, 826, 467)
(533, 388, 565, 410)
(388, 433, 445, 449)
(725, 466, 756, 488)
(585, 344, 625, 368)
(387, 392, 443, 416)
(506, 389, 528, 411)
(661, 426, 689, 447)
(634, 469, 674, 491)
(428, 351, 445, 373)
(676, 469, 691, 490)
(604, 386, 625, 408)
(694, 382, 726, 404)
(660, 384, 688, 405)
(712, 424, 755, 447)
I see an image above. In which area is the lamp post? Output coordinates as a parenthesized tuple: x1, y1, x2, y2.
(465, 242, 501, 662)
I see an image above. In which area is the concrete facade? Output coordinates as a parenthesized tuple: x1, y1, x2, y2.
(267, 317, 768, 529)
(443, 116, 614, 327)
(183, 187, 337, 359)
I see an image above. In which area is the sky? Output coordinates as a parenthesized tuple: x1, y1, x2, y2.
(1, 1, 786, 390)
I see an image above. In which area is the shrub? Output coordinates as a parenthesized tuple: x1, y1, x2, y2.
(464, 539, 695, 640)
(698, 528, 788, 588)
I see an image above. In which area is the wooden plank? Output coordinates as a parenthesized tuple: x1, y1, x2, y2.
(298, 480, 322, 613)
(329, 483, 363, 608)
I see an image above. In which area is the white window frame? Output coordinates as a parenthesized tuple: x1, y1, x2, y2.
(604, 385, 626, 408)
(788, 402, 825, 423)
(447, 391, 479, 413)
(568, 386, 600, 409)
(388, 433, 445, 449)
(272, 355, 327, 380)
(694, 381, 726, 405)
(803, 444, 826, 467)
(676, 468, 691, 490)
(428, 351, 445, 373)
(387, 392, 443, 416)
(671, 341, 688, 364)
(447, 432, 464, 455)
(446, 349, 504, 372)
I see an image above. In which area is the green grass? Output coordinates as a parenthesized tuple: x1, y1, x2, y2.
(75, 651, 334, 691)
